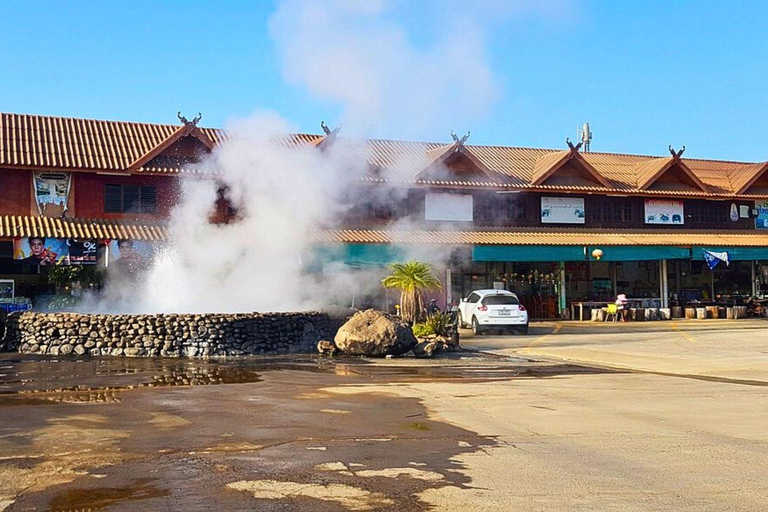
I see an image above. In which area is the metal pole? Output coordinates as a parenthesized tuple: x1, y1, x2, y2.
(660, 259, 669, 308)
(751, 260, 757, 297)
(710, 267, 715, 300)
(611, 262, 617, 297)
(445, 264, 452, 307)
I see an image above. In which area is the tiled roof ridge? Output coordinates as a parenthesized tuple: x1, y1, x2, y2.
(2, 111, 762, 165)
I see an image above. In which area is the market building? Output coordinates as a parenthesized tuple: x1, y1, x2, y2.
(1, 112, 768, 317)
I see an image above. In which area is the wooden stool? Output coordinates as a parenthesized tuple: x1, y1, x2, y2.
(685, 307, 697, 319)
(718, 307, 726, 319)
(635, 308, 645, 321)
(696, 308, 707, 319)
(671, 306, 683, 318)
(706, 306, 718, 319)
(726, 307, 735, 319)
(659, 308, 671, 320)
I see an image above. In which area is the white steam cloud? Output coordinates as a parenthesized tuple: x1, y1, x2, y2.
(85, 0, 565, 314)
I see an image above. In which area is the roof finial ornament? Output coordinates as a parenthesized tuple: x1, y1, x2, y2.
(320, 121, 341, 137)
(669, 145, 685, 158)
(451, 131, 470, 146)
(177, 112, 202, 127)
(566, 138, 583, 151)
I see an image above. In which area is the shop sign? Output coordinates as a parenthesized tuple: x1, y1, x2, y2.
(540, 197, 585, 224)
(755, 200, 768, 230)
(424, 193, 473, 222)
(644, 199, 684, 225)
(67, 240, 98, 264)
(34, 172, 71, 214)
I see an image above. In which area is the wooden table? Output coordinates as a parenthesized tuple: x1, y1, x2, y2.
(570, 301, 608, 322)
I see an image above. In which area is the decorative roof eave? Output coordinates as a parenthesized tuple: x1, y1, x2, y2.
(0, 215, 169, 241)
(530, 147, 613, 189)
(412, 142, 500, 184)
(635, 149, 708, 193)
(319, 228, 768, 247)
(126, 123, 215, 172)
(735, 160, 768, 195)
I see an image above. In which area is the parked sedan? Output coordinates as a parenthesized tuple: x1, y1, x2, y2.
(458, 289, 529, 335)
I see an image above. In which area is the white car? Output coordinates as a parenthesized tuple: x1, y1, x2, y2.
(458, 289, 529, 335)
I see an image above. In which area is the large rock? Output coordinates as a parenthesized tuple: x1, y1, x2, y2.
(334, 309, 417, 357)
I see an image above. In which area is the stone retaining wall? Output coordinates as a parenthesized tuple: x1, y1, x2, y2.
(1, 311, 345, 357)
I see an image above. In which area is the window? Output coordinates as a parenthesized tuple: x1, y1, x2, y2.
(475, 196, 527, 225)
(688, 202, 728, 225)
(105, 184, 157, 213)
(467, 292, 480, 303)
(590, 198, 634, 225)
(482, 295, 520, 305)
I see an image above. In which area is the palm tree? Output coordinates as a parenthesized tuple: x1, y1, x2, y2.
(381, 261, 442, 324)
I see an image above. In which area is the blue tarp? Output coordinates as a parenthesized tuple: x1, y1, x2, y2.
(694, 247, 768, 261)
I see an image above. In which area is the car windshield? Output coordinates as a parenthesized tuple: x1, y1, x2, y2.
(482, 295, 519, 306)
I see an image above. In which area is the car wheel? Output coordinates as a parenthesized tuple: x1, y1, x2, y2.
(519, 324, 529, 335)
(472, 317, 483, 336)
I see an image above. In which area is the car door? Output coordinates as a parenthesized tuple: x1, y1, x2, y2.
(462, 292, 480, 321)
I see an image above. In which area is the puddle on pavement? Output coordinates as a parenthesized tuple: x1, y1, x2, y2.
(47, 479, 169, 511)
(0, 352, 619, 406)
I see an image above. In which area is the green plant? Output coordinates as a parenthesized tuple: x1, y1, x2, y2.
(47, 265, 102, 288)
(47, 294, 81, 311)
(425, 312, 452, 337)
(411, 323, 434, 338)
(381, 261, 442, 324)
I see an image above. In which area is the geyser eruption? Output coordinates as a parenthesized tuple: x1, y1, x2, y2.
(100, 114, 370, 313)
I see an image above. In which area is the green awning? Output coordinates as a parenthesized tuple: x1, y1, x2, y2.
(588, 246, 691, 262)
(472, 245, 586, 262)
(310, 244, 406, 267)
(694, 247, 768, 261)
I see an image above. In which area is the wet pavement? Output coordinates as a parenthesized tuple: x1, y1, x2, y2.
(0, 351, 614, 511)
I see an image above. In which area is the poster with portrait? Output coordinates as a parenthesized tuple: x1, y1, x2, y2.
(756, 200, 768, 230)
(644, 199, 684, 225)
(13, 237, 69, 265)
(540, 197, 585, 224)
(34, 172, 71, 215)
(107, 240, 156, 273)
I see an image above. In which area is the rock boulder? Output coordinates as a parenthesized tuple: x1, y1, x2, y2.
(334, 309, 417, 357)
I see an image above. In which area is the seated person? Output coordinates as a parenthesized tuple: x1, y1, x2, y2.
(615, 293, 629, 321)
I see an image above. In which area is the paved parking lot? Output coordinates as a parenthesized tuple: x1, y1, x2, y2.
(462, 318, 768, 383)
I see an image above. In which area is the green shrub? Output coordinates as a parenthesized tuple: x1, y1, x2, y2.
(411, 323, 434, 338)
(425, 312, 452, 337)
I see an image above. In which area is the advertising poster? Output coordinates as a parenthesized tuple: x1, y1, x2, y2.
(107, 240, 156, 273)
(67, 239, 99, 264)
(756, 200, 768, 230)
(34, 172, 71, 214)
(644, 199, 684, 225)
(540, 197, 585, 224)
(13, 237, 69, 265)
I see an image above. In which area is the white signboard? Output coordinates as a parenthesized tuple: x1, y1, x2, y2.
(540, 197, 585, 224)
(425, 193, 473, 222)
(644, 199, 684, 225)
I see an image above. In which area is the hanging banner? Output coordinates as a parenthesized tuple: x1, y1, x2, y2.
(34, 172, 72, 214)
(540, 197, 585, 224)
(703, 250, 729, 270)
(644, 199, 684, 225)
(13, 237, 69, 265)
(67, 239, 98, 264)
(756, 200, 768, 230)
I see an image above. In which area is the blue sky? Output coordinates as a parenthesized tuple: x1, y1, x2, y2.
(1, 0, 767, 161)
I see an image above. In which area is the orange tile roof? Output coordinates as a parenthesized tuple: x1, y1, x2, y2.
(0, 215, 168, 240)
(320, 228, 768, 247)
(3, 112, 768, 197)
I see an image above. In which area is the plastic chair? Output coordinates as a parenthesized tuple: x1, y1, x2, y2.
(604, 304, 619, 322)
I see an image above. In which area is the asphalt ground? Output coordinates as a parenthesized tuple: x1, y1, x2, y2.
(1, 318, 767, 511)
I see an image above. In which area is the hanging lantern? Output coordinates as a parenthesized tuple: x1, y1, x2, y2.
(591, 248, 604, 261)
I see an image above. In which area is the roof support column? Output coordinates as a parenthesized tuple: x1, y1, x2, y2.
(660, 259, 669, 309)
(752, 260, 757, 297)
(558, 261, 567, 318)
